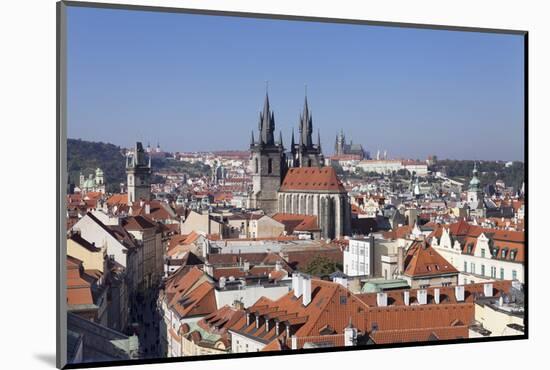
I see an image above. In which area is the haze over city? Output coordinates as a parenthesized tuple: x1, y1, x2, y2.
(67, 7, 524, 161)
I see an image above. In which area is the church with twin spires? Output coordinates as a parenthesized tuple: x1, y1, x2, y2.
(248, 92, 351, 239)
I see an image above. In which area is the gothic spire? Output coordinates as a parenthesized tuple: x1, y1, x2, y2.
(317, 129, 321, 149)
(251, 130, 255, 146)
(258, 91, 275, 145)
(291, 128, 296, 154)
(279, 130, 283, 147)
(299, 94, 313, 148)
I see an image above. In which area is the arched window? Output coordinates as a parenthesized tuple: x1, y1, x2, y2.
(255, 158, 259, 173)
(308, 159, 312, 167)
(268, 158, 273, 174)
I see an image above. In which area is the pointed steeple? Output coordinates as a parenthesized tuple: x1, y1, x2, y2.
(299, 93, 313, 148)
(250, 130, 255, 146)
(258, 90, 275, 146)
(279, 130, 284, 147)
(317, 129, 321, 149)
(290, 128, 296, 154)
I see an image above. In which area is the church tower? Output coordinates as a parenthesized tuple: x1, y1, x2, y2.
(248, 93, 287, 215)
(335, 129, 345, 156)
(290, 94, 324, 167)
(126, 142, 152, 205)
(467, 162, 482, 204)
(467, 162, 485, 217)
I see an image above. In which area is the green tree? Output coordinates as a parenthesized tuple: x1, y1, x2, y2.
(303, 255, 341, 276)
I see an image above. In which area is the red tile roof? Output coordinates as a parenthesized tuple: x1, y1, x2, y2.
(272, 213, 319, 233)
(403, 241, 459, 278)
(280, 167, 346, 193)
(66, 257, 94, 306)
(437, 221, 525, 262)
(106, 193, 128, 206)
(123, 215, 158, 231)
(163, 267, 217, 319)
(229, 279, 369, 349)
(370, 325, 469, 344)
(383, 225, 413, 240)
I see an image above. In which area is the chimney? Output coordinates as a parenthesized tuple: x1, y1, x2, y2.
(145, 203, 151, 215)
(293, 274, 303, 298)
(403, 291, 410, 306)
(417, 289, 427, 305)
(302, 276, 312, 306)
(204, 262, 214, 277)
(333, 277, 348, 288)
(291, 335, 298, 350)
(434, 288, 440, 304)
(233, 300, 244, 310)
(483, 283, 493, 297)
(344, 324, 358, 346)
(202, 239, 210, 259)
(376, 292, 388, 307)
(243, 261, 250, 272)
(275, 260, 282, 272)
(397, 246, 405, 275)
(455, 285, 465, 302)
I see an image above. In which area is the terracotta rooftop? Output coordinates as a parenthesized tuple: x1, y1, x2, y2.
(123, 215, 158, 231)
(280, 167, 346, 193)
(163, 267, 217, 319)
(229, 279, 369, 349)
(66, 257, 94, 307)
(272, 213, 319, 234)
(403, 241, 459, 278)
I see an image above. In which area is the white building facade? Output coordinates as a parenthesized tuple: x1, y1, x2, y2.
(344, 238, 374, 277)
(431, 228, 524, 284)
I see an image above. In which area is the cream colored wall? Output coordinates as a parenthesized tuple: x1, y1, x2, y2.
(181, 211, 224, 236)
(251, 216, 284, 238)
(181, 337, 226, 356)
(475, 303, 523, 337)
(433, 230, 525, 283)
(67, 238, 106, 273)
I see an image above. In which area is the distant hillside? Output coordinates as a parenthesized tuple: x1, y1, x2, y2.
(67, 139, 212, 193)
(67, 139, 126, 192)
(429, 160, 524, 192)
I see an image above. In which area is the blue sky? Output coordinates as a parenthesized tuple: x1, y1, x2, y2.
(67, 6, 525, 161)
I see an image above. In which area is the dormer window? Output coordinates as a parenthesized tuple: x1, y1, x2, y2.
(481, 249, 486, 258)
(501, 248, 508, 259)
(510, 249, 517, 260)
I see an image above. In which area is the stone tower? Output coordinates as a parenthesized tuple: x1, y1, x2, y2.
(290, 95, 324, 167)
(335, 129, 345, 156)
(468, 162, 482, 204)
(467, 162, 486, 217)
(248, 93, 286, 215)
(126, 142, 152, 205)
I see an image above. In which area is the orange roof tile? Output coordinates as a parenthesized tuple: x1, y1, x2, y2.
(272, 213, 319, 233)
(403, 241, 459, 278)
(280, 167, 346, 193)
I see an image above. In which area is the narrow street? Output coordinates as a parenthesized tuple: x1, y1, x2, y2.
(134, 289, 162, 359)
